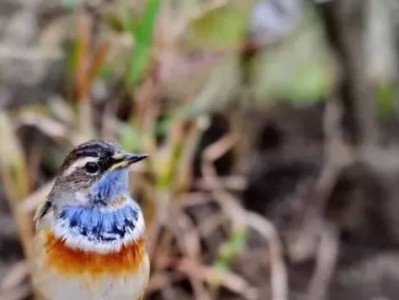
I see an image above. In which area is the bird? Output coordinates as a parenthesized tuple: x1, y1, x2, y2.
(32, 140, 150, 300)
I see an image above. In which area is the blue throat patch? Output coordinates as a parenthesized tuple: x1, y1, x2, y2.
(59, 204, 139, 242)
(89, 169, 129, 204)
(59, 169, 139, 242)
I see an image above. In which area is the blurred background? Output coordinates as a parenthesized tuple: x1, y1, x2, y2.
(0, 0, 399, 299)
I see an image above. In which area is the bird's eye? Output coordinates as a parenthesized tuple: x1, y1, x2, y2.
(84, 162, 99, 174)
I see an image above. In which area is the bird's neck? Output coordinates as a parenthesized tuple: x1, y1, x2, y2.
(53, 197, 145, 254)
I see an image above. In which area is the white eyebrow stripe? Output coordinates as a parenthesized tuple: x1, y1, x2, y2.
(64, 156, 99, 176)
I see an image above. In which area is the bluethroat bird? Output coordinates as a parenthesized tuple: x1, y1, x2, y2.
(32, 140, 149, 300)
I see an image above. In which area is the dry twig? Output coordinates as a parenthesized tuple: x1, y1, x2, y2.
(201, 134, 288, 300)
(306, 222, 339, 300)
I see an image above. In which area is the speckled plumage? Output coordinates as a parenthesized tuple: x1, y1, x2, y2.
(33, 141, 149, 300)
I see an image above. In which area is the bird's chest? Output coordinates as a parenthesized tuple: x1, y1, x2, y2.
(34, 200, 149, 299)
(36, 260, 149, 300)
(34, 231, 149, 300)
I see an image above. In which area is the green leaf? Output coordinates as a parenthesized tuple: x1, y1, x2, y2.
(188, 4, 249, 49)
(66, 38, 79, 76)
(128, 0, 161, 86)
(376, 81, 396, 118)
(128, 41, 150, 86)
(210, 228, 247, 289)
(215, 229, 247, 267)
(136, 0, 161, 44)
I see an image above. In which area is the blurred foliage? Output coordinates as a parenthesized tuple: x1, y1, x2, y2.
(0, 0, 358, 299)
(62, 0, 84, 9)
(126, 0, 161, 86)
(214, 228, 248, 271)
(376, 81, 396, 118)
(188, 2, 251, 49)
(252, 8, 334, 105)
(1, 0, 334, 284)
(0, 113, 29, 202)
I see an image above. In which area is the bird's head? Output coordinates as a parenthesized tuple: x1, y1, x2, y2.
(51, 140, 147, 207)
(35, 140, 147, 254)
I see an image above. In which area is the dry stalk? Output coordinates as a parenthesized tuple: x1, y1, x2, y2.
(201, 134, 288, 300)
(176, 257, 257, 300)
(306, 222, 339, 300)
(299, 98, 353, 300)
(0, 261, 29, 292)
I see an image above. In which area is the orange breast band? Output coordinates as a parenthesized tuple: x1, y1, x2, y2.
(44, 232, 146, 277)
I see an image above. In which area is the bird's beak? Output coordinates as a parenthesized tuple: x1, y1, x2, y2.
(123, 153, 148, 164)
(110, 153, 148, 170)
